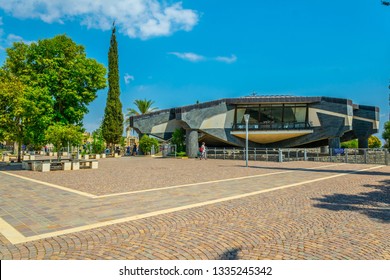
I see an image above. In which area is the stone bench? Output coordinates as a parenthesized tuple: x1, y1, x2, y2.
(2, 155, 18, 162)
(50, 161, 72, 171)
(88, 154, 100, 160)
(79, 159, 98, 169)
(22, 160, 73, 172)
(22, 155, 36, 161)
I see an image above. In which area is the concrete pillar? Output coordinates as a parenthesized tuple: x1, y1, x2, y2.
(320, 146, 329, 154)
(328, 137, 340, 156)
(358, 137, 369, 149)
(328, 137, 340, 149)
(137, 133, 144, 155)
(186, 129, 199, 158)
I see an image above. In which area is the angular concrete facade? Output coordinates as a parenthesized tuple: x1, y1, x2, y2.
(130, 96, 379, 157)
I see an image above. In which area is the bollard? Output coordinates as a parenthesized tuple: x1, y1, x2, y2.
(304, 149, 307, 161)
(364, 149, 367, 164)
(278, 149, 283, 162)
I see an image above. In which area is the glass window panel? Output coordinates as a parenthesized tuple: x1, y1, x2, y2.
(295, 107, 306, 122)
(238, 107, 258, 124)
(259, 107, 273, 123)
(245, 107, 259, 124)
(283, 106, 296, 122)
(271, 106, 283, 123)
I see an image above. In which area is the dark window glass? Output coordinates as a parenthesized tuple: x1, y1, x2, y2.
(271, 106, 283, 123)
(259, 107, 273, 123)
(283, 106, 296, 122)
(237, 106, 259, 124)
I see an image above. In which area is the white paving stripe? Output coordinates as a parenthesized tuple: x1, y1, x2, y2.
(0, 164, 383, 245)
(0, 171, 97, 198)
(1, 163, 346, 199)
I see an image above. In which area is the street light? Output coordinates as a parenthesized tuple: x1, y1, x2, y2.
(244, 114, 250, 167)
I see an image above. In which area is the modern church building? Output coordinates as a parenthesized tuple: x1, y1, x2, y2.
(129, 96, 379, 158)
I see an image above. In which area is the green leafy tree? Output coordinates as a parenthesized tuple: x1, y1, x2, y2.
(139, 134, 159, 155)
(382, 121, 390, 148)
(341, 136, 382, 149)
(102, 24, 124, 150)
(171, 128, 186, 153)
(368, 135, 381, 148)
(126, 99, 158, 116)
(91, 127, 106, 154)
(125, 99, 158, 132)
(45, 123, 83, 161)
(1, 35, 106, 160)
(0, 71, 25, 160)
(341, 139, 358, 148)
(0, 70, 50, 161)
(4, 35, 106, 125)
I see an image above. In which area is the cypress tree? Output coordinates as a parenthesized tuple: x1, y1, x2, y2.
(102, 23, 124, 149)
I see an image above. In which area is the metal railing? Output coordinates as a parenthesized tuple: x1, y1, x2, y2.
(232, 122, 311, 130)
(205, 147, 389, 165)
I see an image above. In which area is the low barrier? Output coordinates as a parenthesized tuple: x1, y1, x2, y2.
(205, 147, 389, 165)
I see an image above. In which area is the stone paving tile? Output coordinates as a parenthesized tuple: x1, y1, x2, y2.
(0, 158, 389, 260)
(2, 157, 364, 195)
(0, 162, 377, 239)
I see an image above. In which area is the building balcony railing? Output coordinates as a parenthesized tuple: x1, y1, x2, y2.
(232, 121, 311, 131)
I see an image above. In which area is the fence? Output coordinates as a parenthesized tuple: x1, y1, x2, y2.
(160, 144, 177, 157)
(205, 147, 389, 165)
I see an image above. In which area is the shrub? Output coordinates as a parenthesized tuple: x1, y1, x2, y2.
(139, 135, 159, 155)
(91, 127, 106, 154)
(171, 128, 186, 152)
(341, 139, 358, 148)
(368, 135, 381, 148)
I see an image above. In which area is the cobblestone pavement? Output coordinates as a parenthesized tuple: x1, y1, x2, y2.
(0, 157, 389, 259)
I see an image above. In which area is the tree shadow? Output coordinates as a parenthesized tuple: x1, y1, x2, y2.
(312, 180, 390, 223)
(217, 248, 241, 260)
(0, 163, 23, 171)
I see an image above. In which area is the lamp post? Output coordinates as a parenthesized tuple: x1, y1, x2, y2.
(244, 114, 250, 167)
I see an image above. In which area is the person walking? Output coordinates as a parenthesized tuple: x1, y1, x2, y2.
(199, 142, 207, 160)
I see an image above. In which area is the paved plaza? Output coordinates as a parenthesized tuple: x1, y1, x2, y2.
(0, 157, 389, 260)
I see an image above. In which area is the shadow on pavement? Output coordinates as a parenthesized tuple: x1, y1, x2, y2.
(312, 180, 390, 223)
(217, 248, 241, 260)
(0, 163, 23, 171)
(231, 164, 389, 177)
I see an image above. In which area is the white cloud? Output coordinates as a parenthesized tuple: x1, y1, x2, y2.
(6, 34, 34, 45)
(215, 54, 237, 64)
(124, 73, 134, 84)
(0, 0, 199, 39)
(0, 17, 34, 50)
(169, 52, 237, 64)
(169, 52, 205, 62)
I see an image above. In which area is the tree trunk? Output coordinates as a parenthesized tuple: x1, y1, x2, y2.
(17, 141, 22, 162)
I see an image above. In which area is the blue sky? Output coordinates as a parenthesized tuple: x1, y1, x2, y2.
(0, 0, 389, 140)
